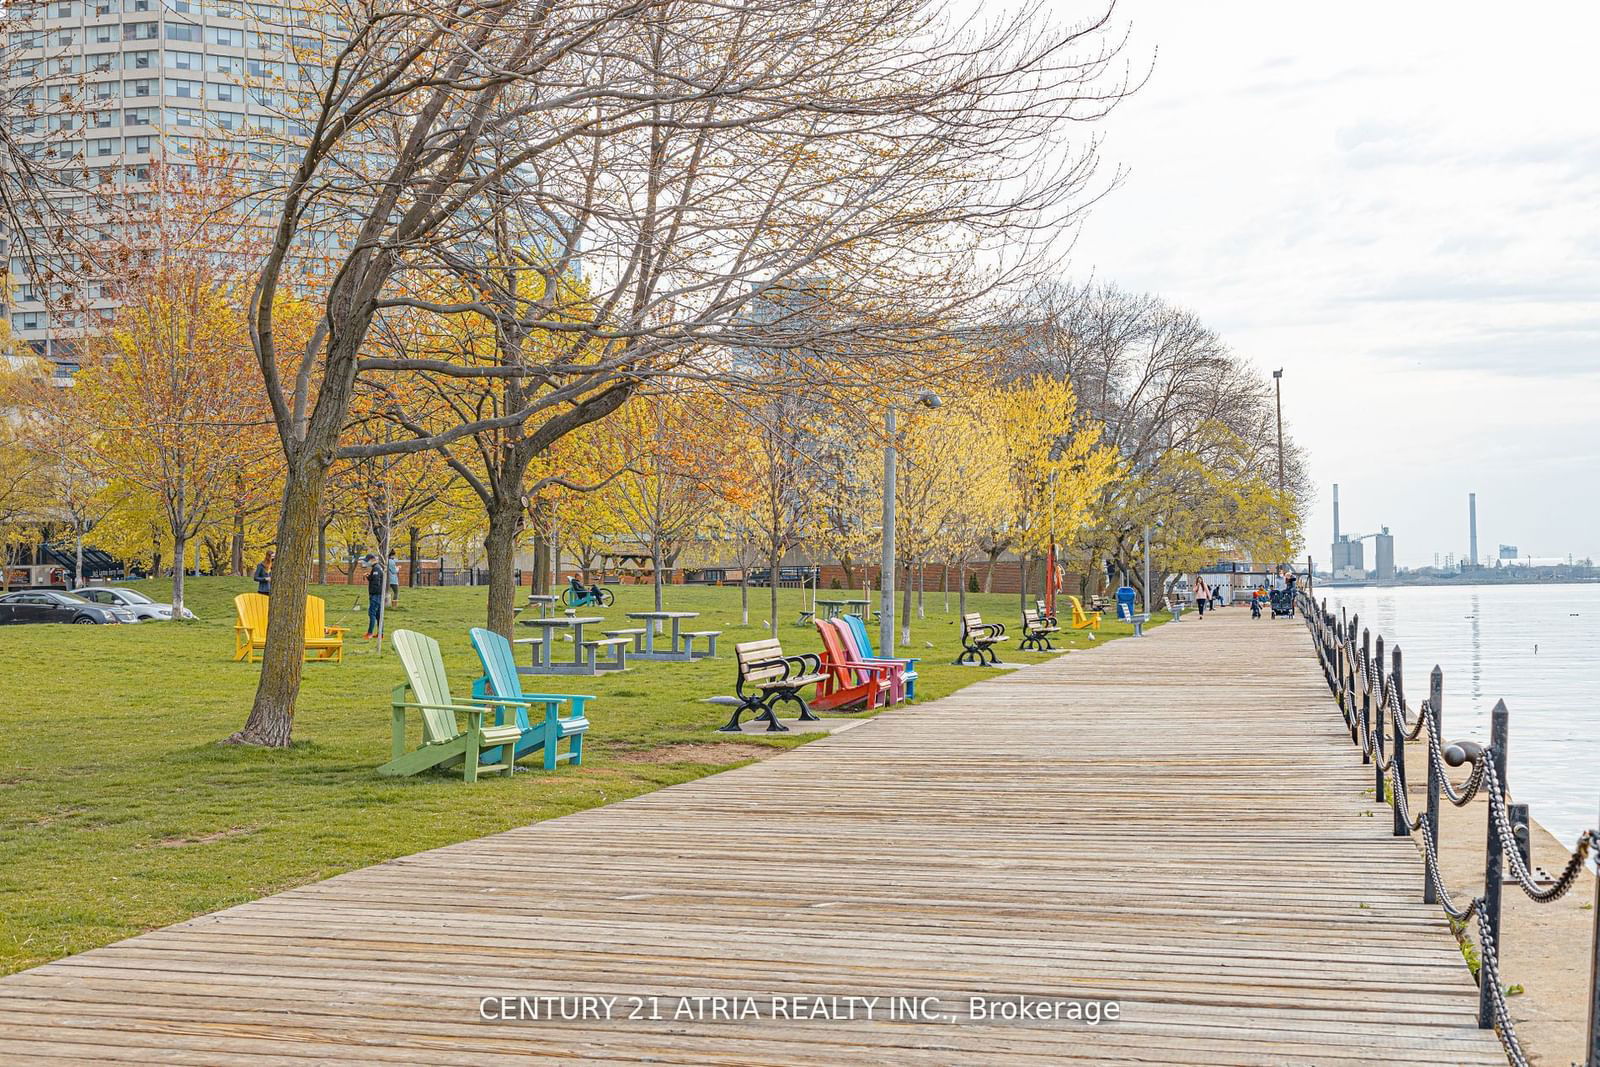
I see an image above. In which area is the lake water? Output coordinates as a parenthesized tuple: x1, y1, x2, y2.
(1312, 583, 1600, 847)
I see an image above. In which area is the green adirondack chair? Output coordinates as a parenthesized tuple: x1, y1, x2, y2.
(378, 629, 526, 782)
(468, 627, 590, 771)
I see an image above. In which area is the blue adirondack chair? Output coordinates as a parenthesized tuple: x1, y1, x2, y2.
(468, 627, 592, 770)
(841, 614, 918, 701)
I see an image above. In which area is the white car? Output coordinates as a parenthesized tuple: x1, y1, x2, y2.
(71, 587, 197, 621)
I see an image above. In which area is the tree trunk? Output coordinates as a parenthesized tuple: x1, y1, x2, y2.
(170, 531, 187, 625)
(941, 562, 949, 613)
(651, 540, 663, 629)
(740, 572, 749, 625)
(984, 551, 999, 593)
(839, 555, 855, 589)
(768, 543, 781, 637)
(531, 532, 548, 596)
(916, 558, 925, 618)
(958, 560, 968, 617)
(408, 525, 419, 588)
(231, 512, 245, 576)
(1018, 556, 1030, 613)
(230, 457, 324, 747)
(74, 529, 84, 589)
(900, 559, 912, 645)
(317, 519, 328, 584)
(484, 501, 520, 638)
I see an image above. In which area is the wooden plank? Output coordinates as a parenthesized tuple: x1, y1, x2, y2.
(0, 611, 1505, 1063)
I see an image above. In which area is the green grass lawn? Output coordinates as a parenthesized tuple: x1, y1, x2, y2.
(0, 577, 1152, 975)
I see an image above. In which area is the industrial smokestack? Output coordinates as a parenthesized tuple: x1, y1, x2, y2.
(1469, 493, 1478, 568)
(1333, 483, 1341, 543)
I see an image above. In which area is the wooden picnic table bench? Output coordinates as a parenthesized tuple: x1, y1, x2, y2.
(717, 638, 828, 733)
(955, 611, 1008, 666)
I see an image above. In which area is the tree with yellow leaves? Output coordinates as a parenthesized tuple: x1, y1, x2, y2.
(893, 395, 1013, 623)
(981, 375, 1117, 610)
(64, 155, 294, 618)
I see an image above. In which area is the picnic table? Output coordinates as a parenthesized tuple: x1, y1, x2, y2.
(814, 598, 871, 620)
(516, 615, 624, 676)
(624, 611, 720, 661)
(520, 593, 558, 618)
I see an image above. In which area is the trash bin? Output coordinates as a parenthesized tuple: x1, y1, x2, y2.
(1115, 585, 1137, 621)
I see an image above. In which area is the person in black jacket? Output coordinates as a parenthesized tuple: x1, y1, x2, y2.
(253, 550, 274, 596)
(362, 554, 385, 638)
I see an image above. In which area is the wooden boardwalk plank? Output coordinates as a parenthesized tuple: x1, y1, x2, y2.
(0, 611, 1506, 1063)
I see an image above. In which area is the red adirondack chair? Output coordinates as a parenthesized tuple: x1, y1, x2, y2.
(811, 618, 890, 710)
(827, 618, 910, 704)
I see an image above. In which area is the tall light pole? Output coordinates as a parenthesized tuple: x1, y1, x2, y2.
(881, 392, 940, 653)
(1272, 368, 1285, 494)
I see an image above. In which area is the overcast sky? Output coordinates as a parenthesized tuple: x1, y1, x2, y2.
(1059, 1, 1600, 567)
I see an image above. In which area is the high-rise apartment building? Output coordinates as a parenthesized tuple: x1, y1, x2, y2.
(3, 0, 309, 377)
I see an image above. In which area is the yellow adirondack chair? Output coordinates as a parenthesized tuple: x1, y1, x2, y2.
(234, 593, 269, 661)
(303, 595, 346, 662)
(1065, 595, 1102, 632)
(233, 593, 346, 663)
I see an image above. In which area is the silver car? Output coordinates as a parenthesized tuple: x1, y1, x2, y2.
(71, 587, 197, 621)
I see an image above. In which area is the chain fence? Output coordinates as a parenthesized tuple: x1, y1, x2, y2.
(1299, 589, 1600, 1067)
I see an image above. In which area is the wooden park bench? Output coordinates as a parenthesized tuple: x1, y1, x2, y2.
(955, 612, 1008, 666)
(1019, 607, 1060, 651)
(715, 638, 828, 733)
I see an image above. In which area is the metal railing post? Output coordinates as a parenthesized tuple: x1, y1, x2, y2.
(1586, 795, 1600, 1067)
(1390, 644, 1408, 837)
(1424, 667, 1444, 904)
(1479, 700, 1509, 1029)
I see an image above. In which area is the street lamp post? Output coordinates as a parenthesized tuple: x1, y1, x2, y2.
(1272, 369, 1285, 494)
(1142, 523, 1151, 614)
(881, 392, 941, 654)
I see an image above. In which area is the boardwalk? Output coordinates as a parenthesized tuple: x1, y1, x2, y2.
(0, 611, 1504, 1064)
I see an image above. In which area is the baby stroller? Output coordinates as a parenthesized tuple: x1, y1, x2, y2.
(1269, 588, 1294, 618)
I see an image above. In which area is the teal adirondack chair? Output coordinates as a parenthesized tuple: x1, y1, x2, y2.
(842, 614, 919, 701)
(378, 629, 525, 782)
(468, 627, 591, 771)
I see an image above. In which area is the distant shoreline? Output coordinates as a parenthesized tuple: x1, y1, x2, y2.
(1315, 577, 1600, 591)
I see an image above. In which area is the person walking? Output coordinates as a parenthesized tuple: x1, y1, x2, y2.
(253, 550, 274, 596)
(362, 554, 385, 639)
(1194, 577, 1209, 618)
(386, 551, 400, 608)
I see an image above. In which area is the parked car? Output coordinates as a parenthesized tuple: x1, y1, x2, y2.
(0, 590, 137, 625)
(71, 586, 196, 621)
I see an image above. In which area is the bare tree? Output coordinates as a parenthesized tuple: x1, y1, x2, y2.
(233, 0, 1135, 745)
